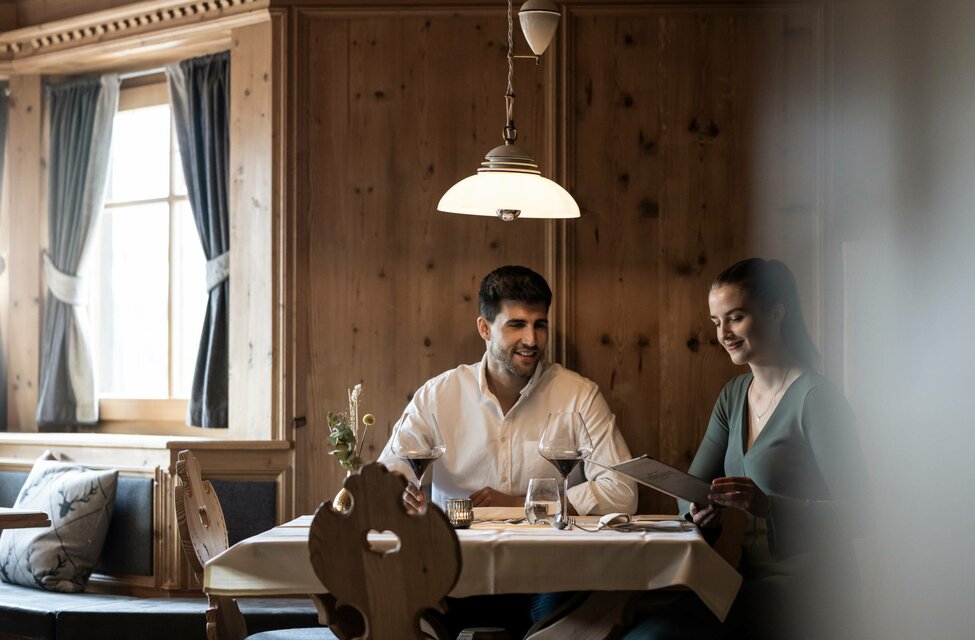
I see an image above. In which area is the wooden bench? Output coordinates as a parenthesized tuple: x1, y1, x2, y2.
(0, 434, 318, 640)
(0, 582, 319, 640)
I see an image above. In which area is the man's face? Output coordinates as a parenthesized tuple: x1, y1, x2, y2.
(478, 300, 549, 380)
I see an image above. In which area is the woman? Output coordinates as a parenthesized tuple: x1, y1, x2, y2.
(625, 258, 865, 640)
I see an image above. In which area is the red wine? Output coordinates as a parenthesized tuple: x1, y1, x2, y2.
(401, 456, 436, 481)
(545, 456, 582, 478)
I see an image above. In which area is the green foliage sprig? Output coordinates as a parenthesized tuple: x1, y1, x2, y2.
(328, 384, 375, 473)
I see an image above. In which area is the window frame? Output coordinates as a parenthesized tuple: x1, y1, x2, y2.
(94, 77, 205, 433)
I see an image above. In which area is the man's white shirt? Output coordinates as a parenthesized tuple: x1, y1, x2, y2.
(378, 353, 638, 515)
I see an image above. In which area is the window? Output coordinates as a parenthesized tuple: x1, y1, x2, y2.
(88, 81, 207, 423)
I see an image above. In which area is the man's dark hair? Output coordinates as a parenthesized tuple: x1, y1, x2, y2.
(478, 265, 552, 321)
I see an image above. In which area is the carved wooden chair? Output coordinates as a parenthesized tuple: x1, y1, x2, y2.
(175, 450, 333, 640)
(308, 463, 463, 640)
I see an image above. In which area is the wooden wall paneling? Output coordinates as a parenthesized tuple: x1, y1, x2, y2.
(0, 95, 8, 428)
(655, 11, 744, 515)
(293, 9, 550, 513)
(287, 4, 309, 515)
(6, 74, 42, 431)
(292, 9, 344, 516)
(565, 6, 824, 514)
(229, 14, 285, 441)
(0, 1, 267, 76)
(16, 0, 132, 27)
(0, 2, 15, 31)
(268, 8, 291, 450)
(566, 10, 665, 513)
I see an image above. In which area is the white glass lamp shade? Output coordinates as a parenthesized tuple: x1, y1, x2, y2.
(518, 0, 561, 56)
(438, 171, 579, 220)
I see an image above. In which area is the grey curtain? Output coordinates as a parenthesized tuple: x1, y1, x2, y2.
(36, 75, 119, 427)
(166, 52, 230, 428)
(0, 88, 8, 430)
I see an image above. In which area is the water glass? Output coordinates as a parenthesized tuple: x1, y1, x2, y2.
(445, 498, 474, 529)
(524, 478, 562, 525)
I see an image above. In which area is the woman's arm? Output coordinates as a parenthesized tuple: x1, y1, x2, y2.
(764, 382, 868, 558)
(678, 386, 733, 522)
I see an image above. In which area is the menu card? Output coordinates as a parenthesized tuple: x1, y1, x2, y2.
(587, 455, 711, 506)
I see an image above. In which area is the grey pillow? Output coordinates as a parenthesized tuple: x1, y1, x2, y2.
(0, 452, 118, 592)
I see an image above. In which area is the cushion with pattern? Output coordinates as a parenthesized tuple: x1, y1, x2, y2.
(0, 452, 118, 592)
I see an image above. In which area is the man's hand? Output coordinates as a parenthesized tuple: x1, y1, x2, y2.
(403, 483, 427, 513)
(708, 476, 770, 518)
(689, 502, 722, 528)
(469, 486, 523, 507)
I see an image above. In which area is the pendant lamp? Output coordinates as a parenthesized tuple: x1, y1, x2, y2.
(438, 0, 579, 222)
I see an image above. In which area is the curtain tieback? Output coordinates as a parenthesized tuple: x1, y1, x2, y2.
(206, 251, 230, 292)
(43, 252, 87, 306)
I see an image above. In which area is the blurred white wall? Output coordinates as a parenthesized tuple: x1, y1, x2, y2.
(827, 1, 975, 637)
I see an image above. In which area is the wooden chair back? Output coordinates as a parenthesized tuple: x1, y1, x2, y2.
(309, 463, 461, 640)
(175, 449, 248, 640)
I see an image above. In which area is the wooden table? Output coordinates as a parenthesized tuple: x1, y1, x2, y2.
(0, 507, 51, 530)
(205, 514, 741, 637)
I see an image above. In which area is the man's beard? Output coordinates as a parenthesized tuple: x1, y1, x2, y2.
(491, 343, 540, 379)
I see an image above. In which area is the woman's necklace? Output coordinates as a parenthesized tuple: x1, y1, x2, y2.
(750, 367, 792, 422)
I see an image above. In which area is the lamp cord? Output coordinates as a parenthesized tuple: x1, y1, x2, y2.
(504, 0, 517, 144)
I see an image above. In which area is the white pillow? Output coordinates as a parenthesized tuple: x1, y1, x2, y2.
(0, 452, 118, 592)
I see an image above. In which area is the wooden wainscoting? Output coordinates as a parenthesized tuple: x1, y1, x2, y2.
(0, 433, 292, 594)
(289, 5, 555, 513)
(562, 4, 823, 512)
(285, 1, 825, 515)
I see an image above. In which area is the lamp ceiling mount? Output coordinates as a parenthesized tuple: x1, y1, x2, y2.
(517, 0, 561, 57)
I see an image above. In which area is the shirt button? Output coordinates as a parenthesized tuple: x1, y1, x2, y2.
(501, 475, 508, 483)
(500, 436, 507, 443)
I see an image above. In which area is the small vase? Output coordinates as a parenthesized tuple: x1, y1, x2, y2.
(331, 471, 354, 513)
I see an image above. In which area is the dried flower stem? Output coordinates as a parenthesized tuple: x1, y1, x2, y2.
(355, 423, 369, 458)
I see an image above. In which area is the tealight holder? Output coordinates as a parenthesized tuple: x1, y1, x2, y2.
(445, 498, 474, 529)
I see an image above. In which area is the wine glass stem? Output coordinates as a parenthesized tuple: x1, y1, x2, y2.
(561, 475, 569, 524)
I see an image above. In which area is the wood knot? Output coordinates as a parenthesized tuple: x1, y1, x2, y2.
(689, 117, 720, 138)
(638, 198, 659, 219)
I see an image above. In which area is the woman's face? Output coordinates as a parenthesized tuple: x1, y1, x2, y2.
(708, 284, 781, 366)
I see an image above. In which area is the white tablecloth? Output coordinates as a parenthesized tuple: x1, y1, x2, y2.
(204, 514, 742, 621)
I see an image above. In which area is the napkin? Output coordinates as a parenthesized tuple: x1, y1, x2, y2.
(472, 506, 525, 521)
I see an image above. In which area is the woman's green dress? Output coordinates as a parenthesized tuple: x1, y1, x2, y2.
(678, 371, 867, 639)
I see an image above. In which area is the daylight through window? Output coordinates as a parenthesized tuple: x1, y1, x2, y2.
(89, 82, 206, 407)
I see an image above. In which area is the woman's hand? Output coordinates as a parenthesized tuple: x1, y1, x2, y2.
(708, 476, 770, 518)
(689, 502, 722, 528)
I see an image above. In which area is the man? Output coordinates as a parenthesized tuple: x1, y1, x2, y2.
(379, 265, 637, 516)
